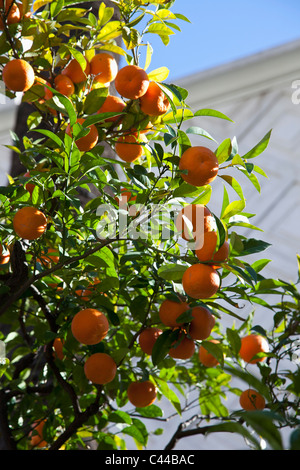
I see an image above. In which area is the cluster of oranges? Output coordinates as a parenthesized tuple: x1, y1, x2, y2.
(2, 48, 171, 161)
(53, 308, 157, 409)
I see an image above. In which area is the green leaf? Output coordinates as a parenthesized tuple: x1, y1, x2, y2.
(33, 129, 63, 148)
(194, 108, 233, 122)
(237, 238, 271, 257)
(122, 418, 148, 446)
(157, 263, 187, 282)
(219, 175, 245, 202)
(135, 404, 163, 418)
(203, 422, 261, 449)
(242, 129, 272, 160)
(108, 410, 132, 425)
(148, 66, 169, 82)
(147, 22, 175, 37)
(215, 138, 232, 164)
(97, 20, 122, 41)
(185, 126, 217, 142)
(226, 327, 241, 357)
(221, 199, 245, 220)
(241, 411, 283, 450)
(200, 340, 224, 367)
(151, 330, 176, 366)
(155, 377, 181, 415)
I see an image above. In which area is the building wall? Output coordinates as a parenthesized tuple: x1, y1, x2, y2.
(0, 100, 18, 186)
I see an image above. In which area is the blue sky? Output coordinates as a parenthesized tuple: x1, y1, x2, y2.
(145, 0, 300, 81)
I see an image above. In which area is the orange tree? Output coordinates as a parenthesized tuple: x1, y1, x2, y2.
(0, 0, 300, 451)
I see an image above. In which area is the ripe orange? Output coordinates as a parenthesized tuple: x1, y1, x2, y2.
(159, 298, 189, 327)
(198, 339, 221, 367)
(179, 146, 219, 187)
(182, 263, 220, 299)
(189, 306, 215, 340)
(84, 352, 117, 385)
(66, 118, 99, 152)
(195, 231, 230, 265)
(0, 244, 10, 265)
(71, 308, 109, 345)
(0, 1, 21, 29)
(138, 327, 162, 355)
(97, 95, 126, 122)
(210, 240, 230, 267)
(37, 248, 59, 266)
(90, 52, 118, 85)
(175, 204, 215, 244)
(16, 1, 32, 19)
(169, 333, 195, 359)
(75, 286, 93, 302)
(115, 188, 137, 207)
(127, 380, 157, 408)
(139, 81, 170, 116)
(53, 338, 65, 360)
(61, 57, 90, 83)
(30, 419, 47, 448)
(54, 74, 75, 96)
(13, 206, 47, 240)
(239, 334, 269, 364)
(2, 59, 35, 92)
(115, 132, 147, 163)
(24, 171, 35, 196)
(239, 389, 266, 411)
(115, 64, 149, 100)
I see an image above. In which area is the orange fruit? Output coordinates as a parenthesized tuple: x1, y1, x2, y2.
(239, 334, 269, 364)
(66, 118, 98, 152)
(16, 1, 32, 19)
(53, 338, 65, 360)
(37, 248, 59, 266)
(195, 231, 230, 265)
(159, 298, 189, 327)
(182, 263, 220, 299)
(189, 306, 215, 340)
(97, 95, 126, 122)
(71, 308, 109, 345)
(84, 352, 117, 385)
(239, 389, 266, 411)
(90, 52, 118, 85)
(115, 64, 149, 100)
(24, 171, 35, 196)
(210, 240, 230, 267)
(30, 419, 47, 448)
(179, 146, 219, 187)
(75, 279, 101, 301)
(175, 204, 215, 245)
(2, 59, 35, 92)
(75, 287, 93, 302)
(169, 333, 195, 359)
(139, 81, 170, 116)
(0, 244, 10, 265)
(115, 188, 137, 207)
(199, 339, 221, 367)
(0, 1, 21, 29)
(61, 57, 90, 84)
(13, 206, 47, 240)
(127, 380, 157, 408)
(115, 132, 147, 163)
(54, 74, 75, 96)
(138, 327, 162, 355)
